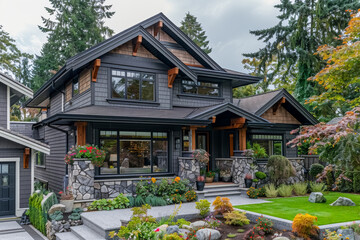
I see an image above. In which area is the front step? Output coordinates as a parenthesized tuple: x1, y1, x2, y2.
(202, 183, 242, 198)
(56, 231, 80, 240)
(71, 225, 106, 240)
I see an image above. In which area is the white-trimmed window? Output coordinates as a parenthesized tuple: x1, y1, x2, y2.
(35, 151, 46, 167)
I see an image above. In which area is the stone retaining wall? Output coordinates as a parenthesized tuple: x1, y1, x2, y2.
(231, 157, 254, 187)
(68, 159, 94, 200)
(178, 157, 200, 185)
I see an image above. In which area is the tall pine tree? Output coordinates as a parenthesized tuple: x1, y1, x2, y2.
(244, 0, 360, 118)
(31, 0, 115, 91)
(180, 12, 212, 54)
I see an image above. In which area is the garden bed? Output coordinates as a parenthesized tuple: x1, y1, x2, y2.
(236, 192, 360, 225)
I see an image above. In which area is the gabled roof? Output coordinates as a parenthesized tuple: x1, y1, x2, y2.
(0, 72, 33, 105)
(0, 127, 50, 155)
(234, 89, 318, 125)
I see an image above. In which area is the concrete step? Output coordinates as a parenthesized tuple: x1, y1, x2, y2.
(56, 231, 80, 240)
(204, 183, 239, 189)
(205, 191, 241, 198)
(81, 213, 119, 240)
(71, 225, 106, 240)
(204, 187, 241, 193)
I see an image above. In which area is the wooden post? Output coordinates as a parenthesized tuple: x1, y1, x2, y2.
(190, 126, 197, 151)
(239, 128, 247, 150)
(229, 134, 234, 156)
(23, 148, 30, 169)
(75, 122, 88, 146)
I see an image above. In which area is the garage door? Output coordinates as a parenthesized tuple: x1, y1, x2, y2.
(0, 162, 15, 216)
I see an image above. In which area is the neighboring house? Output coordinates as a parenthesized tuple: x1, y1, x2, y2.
(25, 13, 317, 196)
(0, 72, 50, 217)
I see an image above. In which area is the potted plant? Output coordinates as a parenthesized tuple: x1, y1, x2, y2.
(64, 144, 106, 167)
(244, 173, 253, 188)
(253, 178, 259, 188)
(59, 186, 74, 213)
(214, 168, 220, 182)
(196, 176, 205, 191)
(220, 170, 231, 182)
(193, 149, 210, 177)
(205, 171, 215, 183)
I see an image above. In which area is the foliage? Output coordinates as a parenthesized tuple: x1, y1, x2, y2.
(212, 196, 234, 216)
(248, 143, 268, 159)
(351, 223, 360, 235)
(324, 230, 341, 240)
(192, 149, 210, 164)
(32, 0, 114, 90)
(246, 187, 261, 199)
(180, 12, 211, 54)
(204, 215, 221, 229)
(244, 173, 252, 180)
(255, 216, 273, 234)
(277, 184, 293, 197)
(184, 190, 197, 202)
(206, 171, 215, 178)
(64, 145, 106, 167)
(68, 212, 81, 220)
(293, 182, 308, 196)
(288, 109, 360, 171)
(59, 186, 73, 200)
(163, 233, 184, 240)
(170, 193, 184, 204)
(264, 184, 278, 198)
(292, 213, 319, 240)
(316, 165, 335, 190)
(88, 193, 129, 211)
(195, 199, 211, 217)
(310, 182, 326, 193)
(310, 163, 325, 178)
(173, 218, 190, 228)
(267, 155, 296, 186)
(144, 196, 167, 207)
(227, 233, 237, 238)
(224, 211, 250, 226)
(255, 171, 267, 180)
(49, 210, 63, 221)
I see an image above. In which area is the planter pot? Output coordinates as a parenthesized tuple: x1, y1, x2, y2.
(221, 176, 231, 182)
(244, 179, 253, 188)
(60, 199, 74, 213)
(214, 173, 219, 182)
(205, 177, 214, 183)
(196, 181, 205, 191)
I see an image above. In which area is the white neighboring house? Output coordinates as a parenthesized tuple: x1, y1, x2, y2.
(0, 72, 50, 217)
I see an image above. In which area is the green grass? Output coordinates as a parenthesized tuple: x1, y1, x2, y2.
(235, 192, 360, 225)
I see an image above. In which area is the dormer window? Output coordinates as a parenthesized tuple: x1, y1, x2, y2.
(182, 80, 220, 96)
(111, 69, 155, 101)
(72, 78, 79, 97)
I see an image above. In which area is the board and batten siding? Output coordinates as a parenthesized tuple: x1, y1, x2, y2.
(0, 82, 8, 128)
(0, 138, 32, 208)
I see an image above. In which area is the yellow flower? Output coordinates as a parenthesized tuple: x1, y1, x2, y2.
(174, 177, 181, 183)
(151, 177, 156, 183)
(339, 234, 342, 237)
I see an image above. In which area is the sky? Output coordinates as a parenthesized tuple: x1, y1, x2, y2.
(0, 0, 281, 72)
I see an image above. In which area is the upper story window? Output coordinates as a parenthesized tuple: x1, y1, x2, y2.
(182, 80, 220, 97)
(72, 78, 79, 97)
(111, 69, 155, 101)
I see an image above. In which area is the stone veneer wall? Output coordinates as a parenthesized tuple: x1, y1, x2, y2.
(68, 159, 95, 200)
(178, 157, 200, 185)
(231, 157, 254, 187)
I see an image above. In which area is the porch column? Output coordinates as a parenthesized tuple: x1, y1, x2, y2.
(75, 122, 87, 146)
(239, 127, 247, 150)
(189, 126, 197, 151)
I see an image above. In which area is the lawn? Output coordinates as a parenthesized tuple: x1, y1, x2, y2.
(235, 192, 360, 225)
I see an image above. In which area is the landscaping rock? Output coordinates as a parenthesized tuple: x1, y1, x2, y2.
(196, 228, 221, 240)
(48, 204, 66, 214)
(330, 197, 356, 206)
(190, 220, 207, 229)
(156, 224, 168, 232)
(166, 225, 180, 234)
(337, 228, 355, 240)
(309, 192, 326, 203)
(273, 237, 290, 240)
(179, 229, 190, 239)
(182, 224, 191, 230)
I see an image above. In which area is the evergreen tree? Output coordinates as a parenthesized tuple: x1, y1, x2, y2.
(244, 0, 360, 110)
(180, 12, 212, 54)
(31, 0, 115, 91)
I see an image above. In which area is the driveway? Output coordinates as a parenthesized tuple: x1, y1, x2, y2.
(0, 221, 43, 240)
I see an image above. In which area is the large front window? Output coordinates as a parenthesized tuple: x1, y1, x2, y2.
(111, 70, 155, 101)
(182, 80, 220, 96)
(99, 130, 168, 175)
(251, 134, 283, 156)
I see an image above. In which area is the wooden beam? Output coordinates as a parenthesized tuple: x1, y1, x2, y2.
(92, 59, 101, 82)
(185, 63, 204, 68)
(154, 21, 163, 37)
(23, 148, 30, 169)
(239, 128, 247, 150)
(211, 116, 216, 124)
(229, 134, 234, 157)
(190, 126, 197, 151)
(75, 122, 88, 146)
(132, 35, 143, 56)
(214, 117, 245, 130)
(273, 97, 286, 115)
(168, 67, 179, 88)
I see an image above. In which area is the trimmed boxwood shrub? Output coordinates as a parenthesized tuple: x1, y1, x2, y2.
(353, 172, 360, 193)
(255, 171, 267, 180)
(309, 163, 324, 178)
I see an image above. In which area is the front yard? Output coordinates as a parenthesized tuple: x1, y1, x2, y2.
(235, 192, 360, 225)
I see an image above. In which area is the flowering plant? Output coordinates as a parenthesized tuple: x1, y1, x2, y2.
(192, 149, 210, 164)
(64, 144, 106, 167)
(204, 215, 221, 229)
(59, 186, 73, 200)
(184, 190, 197, 202)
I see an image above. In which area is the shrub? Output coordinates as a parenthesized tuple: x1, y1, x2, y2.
(310, 182, 326, 192)
(64, 144, 106, 167)
(184, 190, 197, 202)
(266, 155, 296, 186)
(309, 163, 324, 178)
(324, 230, 341, 240)
(255, 171, 267, 180)
(144, 196, 167, 206)
(224, 211, 250, 226)
(293, 182, 308, 195)
(351, 223, 360, 234)
(206, 171, 215, 178)
(292, 213, 319, 239)
(277, 184, 293, 197)
(49, 211, 63, 221)
(258, 187, 266, 197)
(163, 233, 184, 240)
(264, 184, 278, 198)
(195, 199, 211, 217)
(88, 193, 129, 211)
(353, 172, 360, 193)
(212, 196, 234, 216)
(246, 187, 260, 199)
(204, 215, 221, 229)
(316, 165, 335, 190)
(173, 218, 190, 228)
(255, 216, 273, 234)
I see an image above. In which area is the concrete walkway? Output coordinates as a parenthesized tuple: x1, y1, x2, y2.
(0, 221, 34, 240)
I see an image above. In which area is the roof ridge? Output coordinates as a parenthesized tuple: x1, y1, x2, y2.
(235, 89, 283, 100)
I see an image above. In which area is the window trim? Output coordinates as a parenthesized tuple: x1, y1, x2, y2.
(181, 79, 221, 97)
(34, 151, 46, 168)
(110, 69, 156, 102)
(250, 134, 284, 156)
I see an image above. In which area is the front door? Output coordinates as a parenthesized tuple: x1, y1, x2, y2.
(0, 162, 15, 216)
(196, 132, 209, 152)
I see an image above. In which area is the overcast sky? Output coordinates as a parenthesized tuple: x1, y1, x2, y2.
(0, 0, 280, 72)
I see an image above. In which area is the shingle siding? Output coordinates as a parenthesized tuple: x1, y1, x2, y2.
(0, 138, 32, 208)
(65, 90, 92, 112)
(48, 91, 63, 116)
(0, 83, 8, 128)
(10, 122, 35, 138)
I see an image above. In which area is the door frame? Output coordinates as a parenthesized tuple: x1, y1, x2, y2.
(0, 158, 20, 217)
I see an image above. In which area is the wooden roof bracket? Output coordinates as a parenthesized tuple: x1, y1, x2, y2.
(211, 116, 216, 124)
(154, 21, 163, 37)
(168, 67, 179, 88)
(132, 35, 143, 56)
(273, 97, 286, 115)
(92, 59, 101, 82)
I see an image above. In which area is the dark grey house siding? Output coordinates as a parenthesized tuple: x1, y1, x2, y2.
(0, 138, 32, 208)
(48, 91, 63, 117)
(10, 122, 35, 138)
(0, 82, 8, 128)
(285, 131, 297, 157)
(65, 89, 92, 111)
